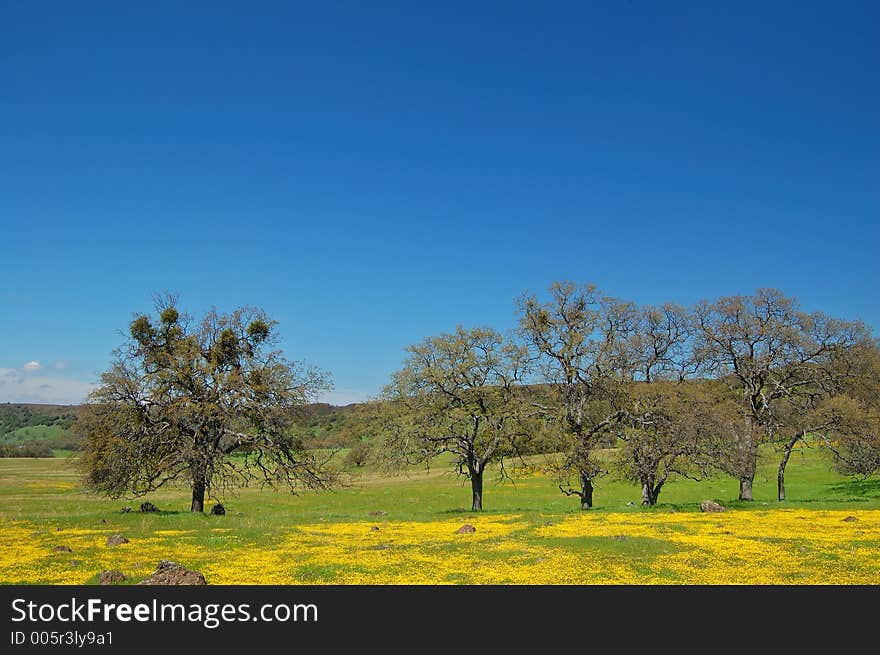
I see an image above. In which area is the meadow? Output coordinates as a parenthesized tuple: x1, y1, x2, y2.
(1, 447, 879, 585)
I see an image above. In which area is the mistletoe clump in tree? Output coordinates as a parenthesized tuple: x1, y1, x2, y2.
(79, 296, 335, 512)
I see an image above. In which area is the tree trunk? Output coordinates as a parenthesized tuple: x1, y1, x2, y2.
(470, 470, 483, 512)
(777, 434, 802, 502)
(641, 483, 653, 506)
(739, 477, 753, 501)
(739, 416, 757, 501)
(580, 473, 593, 510)
(191, 479, 206, 513)
(738, 410, 759, 502)
(641, 481, 662, 506)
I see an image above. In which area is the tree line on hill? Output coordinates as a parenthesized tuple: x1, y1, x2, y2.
(74, 285, 880, 512)
(379, 283, 878, 510)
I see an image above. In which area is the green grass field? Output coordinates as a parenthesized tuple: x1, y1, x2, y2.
(0, 424, 69, 445)
(1, 446, 879, 584)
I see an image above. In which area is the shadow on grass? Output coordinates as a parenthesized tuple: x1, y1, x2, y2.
(777, 497, 871, 504)
(827, 478, 880, 498)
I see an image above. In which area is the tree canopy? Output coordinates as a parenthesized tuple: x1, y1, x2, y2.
(80, 296, 335, 512)
(381, 326, 531, 511)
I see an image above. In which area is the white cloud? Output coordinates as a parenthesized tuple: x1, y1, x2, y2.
(22, 361, 41, 372)
(0, 368, 95, 405)
(316, 389, 374, 406)
(0, 367, 368, 407)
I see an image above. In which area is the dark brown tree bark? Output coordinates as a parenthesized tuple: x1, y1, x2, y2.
(738, 427, 757, 501)
(777, 434, 804, 501)
(191, 479, 206, 513)
(470, 470, 483, 512)
(580, 472, 593, 510)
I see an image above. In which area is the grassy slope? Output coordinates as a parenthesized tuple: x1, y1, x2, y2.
(0, 424, 69, 445)
(0, 404, 80, 453)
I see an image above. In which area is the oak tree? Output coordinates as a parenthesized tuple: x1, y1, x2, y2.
(616, 381, 730, 506)
(694, 289, 869, 500)
(79, 297, 335, 512)
(517, 282, 634, 509)
(612, 302, 716, 505)
(381, 326, 530, 511)
(821, 341, 880, 478)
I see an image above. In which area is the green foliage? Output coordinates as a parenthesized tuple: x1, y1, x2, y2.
(343, 440, 371, 468)
(289, 402, 380, 449)
(382, 326, 532, 472)
(212, 328, 240, 365)
(247, 319, 270, 343)
(159, 307, 179, 325)
(129, 315, 155, 344)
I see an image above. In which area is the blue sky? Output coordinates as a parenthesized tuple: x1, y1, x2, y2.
(1, 1, 878, 405)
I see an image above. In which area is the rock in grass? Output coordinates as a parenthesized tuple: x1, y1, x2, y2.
(106, 534, 129, 547)
(53, 545, 72, 553)
(700, 500, 726, 513)
(138, 560, 206, 586)
(456, 524, 476, 534)
(368, 510, 387, 516)
(842, 516, 859, 522)
(120, 507, 132, 514)
(98, 570, 126, 585)
(139, 502, 159, 513)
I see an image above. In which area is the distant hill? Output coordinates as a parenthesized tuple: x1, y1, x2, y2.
(291, 401, 381, 448)
(0, 403, 79, 437)
(0, 403, 83, 455)
(0, 401, 375, 453)
(0, 389, 560, 454)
